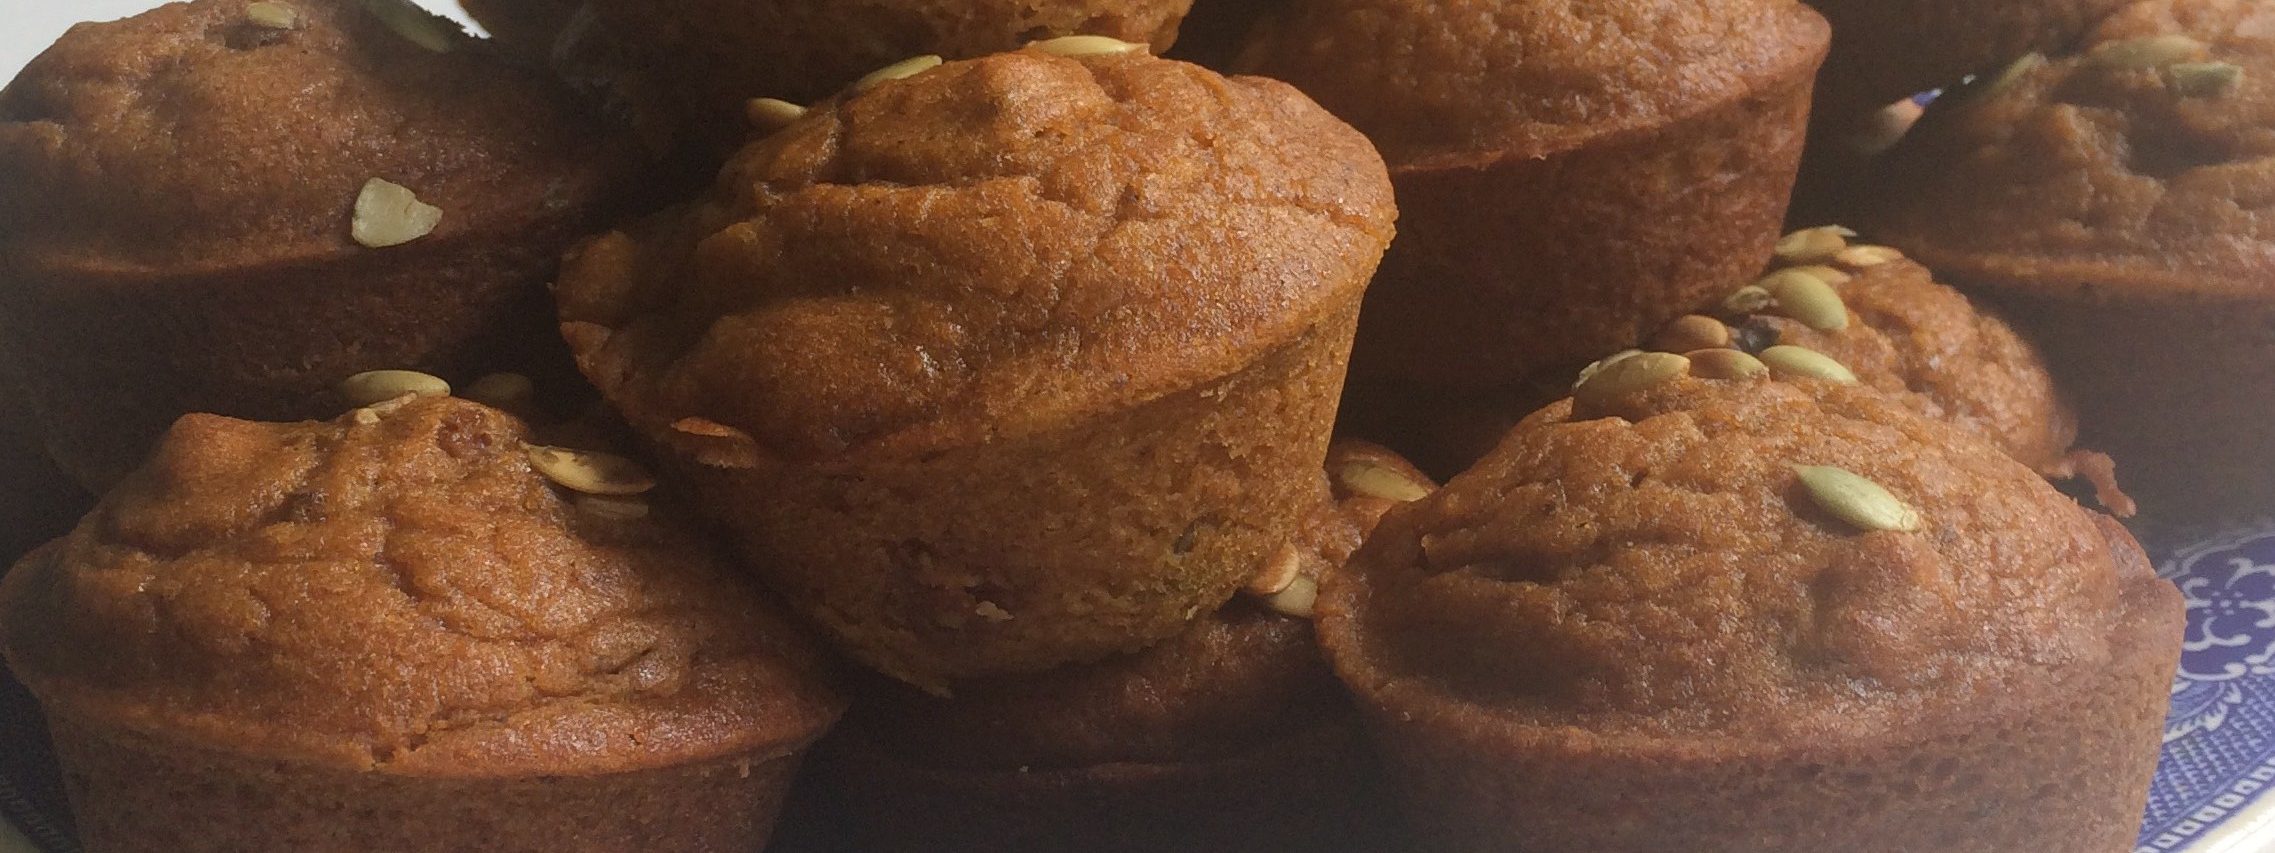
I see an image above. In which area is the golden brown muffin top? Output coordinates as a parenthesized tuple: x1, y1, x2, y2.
(0, 396, 843, 776)
(856, 442, 1430, 771)
(1240, 0, 1829, 165)
(0, 0, 633, 271)
(1329, 374, 2143, 741)
(1646, 233, 2077, 471)
(557, 50, 1395, 460)
(1868, 0, 2275, 296)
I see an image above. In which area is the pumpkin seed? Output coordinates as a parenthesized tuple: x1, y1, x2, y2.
(1775, 227, 1851, 264)
(337, 369, 449, 407)
(1793, 465, 1922, 532)
(1685, 348, 1768, 380)
(2088, 35, 2205, 71)
(1760, 346, 1858, 383)
(2168, 62, 2244, 97)
(1264, 574, 1319, 619)
(246, 2, 298, 29)
(1760, 269, 1850, 331)
(351, 178, 442, 248)
(1649, 314, 1730, 353)
(1723, 285, 1775, 314)
(746, 98, 807, 129)
(1575, 352, 1691, 409)
(852, 55, 943, 93)
(1030, 35, 1146, 57)
(528, 446, 656, 495)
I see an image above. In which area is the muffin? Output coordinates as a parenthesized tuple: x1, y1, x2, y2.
(1320, 364, 2182, 852)
(0, 395, 845, 853)
(1645, 227, 2078, 474)
(1790, 0, 2131, 228)
(0, 0, 641, 489)
(816, 442, 1433, 852)
(555, 48, 1396, 688)
(1805, 0, 2133, 121)
(1860, 0, 2275, 513)
(1241, 0, 1828, 392)
(551, 0, 1196, 157)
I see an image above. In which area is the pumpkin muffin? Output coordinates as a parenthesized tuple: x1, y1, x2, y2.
(0, 395, 845, 853)
(549, 0, 1195, 157)
(1321, 364, 2181, 852)
(1805, 0, 2133, 122)
(0, 0, 641, 489)
(1241, 0, 1828, 392)
(1334, 228, 2080, 483)
(1861, 0, 2275, 513)
(1644, 227, 2078, 474)
(816, 442, 1432, 852)
(555, 48, 1396, 688)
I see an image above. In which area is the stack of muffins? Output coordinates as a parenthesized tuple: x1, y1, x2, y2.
(0, 0, 2213, 849)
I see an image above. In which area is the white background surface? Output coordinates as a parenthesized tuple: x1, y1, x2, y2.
(1, 0, 474, 84)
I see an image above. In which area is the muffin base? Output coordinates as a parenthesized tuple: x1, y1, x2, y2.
(815, 714, 1392, 853)
(1327, 517, 2181, 853)
(674, 302, 1361, 688)
(47, 717, 806, 853)
(0, 227, 588, 491)
(1347, 67, 1816, 390)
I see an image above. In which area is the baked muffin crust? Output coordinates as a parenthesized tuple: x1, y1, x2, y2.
(0, 0, 641, 488)
(559, 48, 1394, 686)
(1245, 0, 1827, 167)
(0, 0, 622, 272)
(561, 49, 1391, 459)
(1322, 373, 2179, 851)
(0, 397, 841, 775)
(1868, 0, 2275, 295)
(1655, 233, 2078, 472)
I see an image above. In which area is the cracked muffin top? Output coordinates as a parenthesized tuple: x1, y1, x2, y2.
(0, 0, 634, 271)
(1238, 0, 1829, 165)
(1325, 374, 2152, 741)
(0, 396, 843, 776)
(556, 49, 1395, 460)
(1867, 0, 2275, 295)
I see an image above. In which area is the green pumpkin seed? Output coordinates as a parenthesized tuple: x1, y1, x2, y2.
(1793, 465, 1922, 532)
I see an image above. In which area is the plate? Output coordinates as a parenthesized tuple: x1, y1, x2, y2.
(2143, 522, 2275, 853)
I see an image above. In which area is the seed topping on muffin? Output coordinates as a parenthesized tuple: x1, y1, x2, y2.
(1793, 463, 1925, 533)
(334, 369, 451, 407)
(349, 178, 444, 248)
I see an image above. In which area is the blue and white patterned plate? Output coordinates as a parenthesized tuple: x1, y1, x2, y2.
(2143, 523, 2275, 853)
